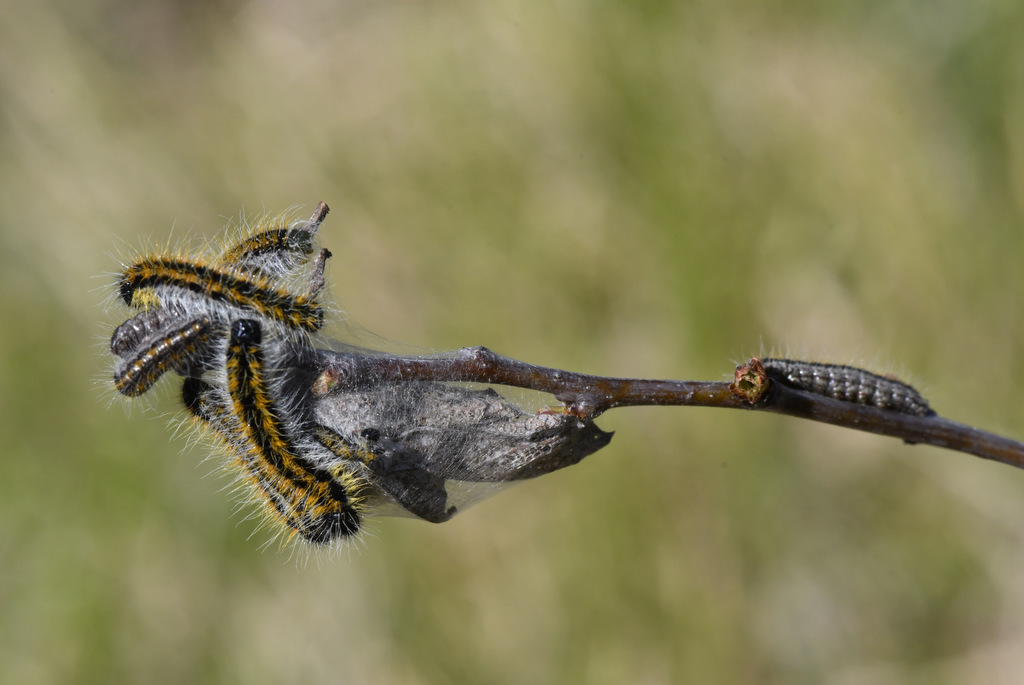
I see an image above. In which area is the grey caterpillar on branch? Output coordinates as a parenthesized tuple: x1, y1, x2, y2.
(761, 358, 934, 417)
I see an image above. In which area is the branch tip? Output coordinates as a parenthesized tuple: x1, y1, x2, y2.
(730, 357, 770, 405)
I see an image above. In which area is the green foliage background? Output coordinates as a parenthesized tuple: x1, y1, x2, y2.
(3, 1, 1024, 683)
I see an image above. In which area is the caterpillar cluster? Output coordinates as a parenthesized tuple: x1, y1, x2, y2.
(110, 202, 618, 548)
(109, 203, 370, 545)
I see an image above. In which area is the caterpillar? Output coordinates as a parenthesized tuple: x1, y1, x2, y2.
(215, 202, 329, 278)
(117, 256, 324, 331)
(762, 358, 934, 417)
(219, 318, 364, 544)
(113, 317, 212, 397)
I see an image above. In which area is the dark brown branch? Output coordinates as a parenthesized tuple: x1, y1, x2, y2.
(760, 381, 1024, 469)
(313, 345, 748, 415)
(313, 347, 1024, 471)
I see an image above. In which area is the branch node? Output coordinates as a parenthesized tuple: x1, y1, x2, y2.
(312, 360, 353, 396)
(458, 345, 497, 368)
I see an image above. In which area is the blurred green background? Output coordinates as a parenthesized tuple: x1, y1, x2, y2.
(3, 1, 1024, 683)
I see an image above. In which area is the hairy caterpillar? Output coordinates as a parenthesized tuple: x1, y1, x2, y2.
(216, 318, 364, 544)
(113, 317, 212, 397)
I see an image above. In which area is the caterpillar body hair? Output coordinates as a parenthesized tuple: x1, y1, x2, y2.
(762, 358, 934, 417)
(182, 376, 230, 428)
